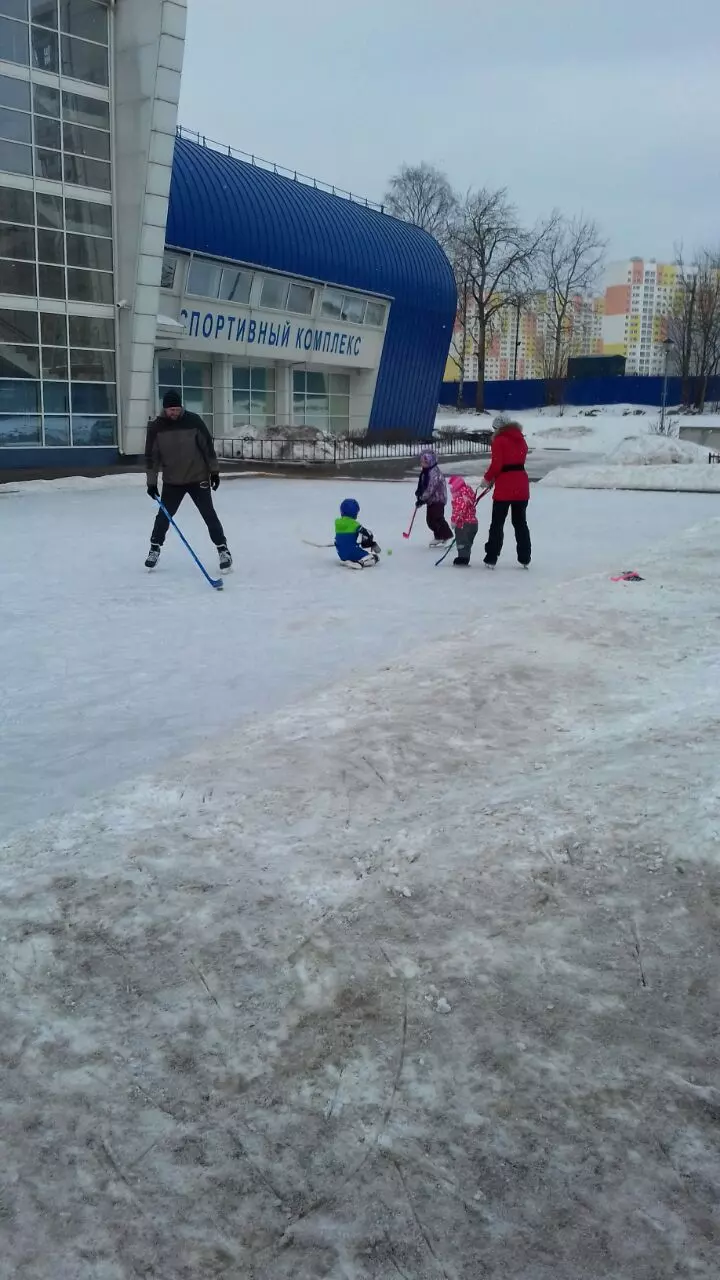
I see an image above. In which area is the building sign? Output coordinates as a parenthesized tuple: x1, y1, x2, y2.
(171, 303, 383, 369)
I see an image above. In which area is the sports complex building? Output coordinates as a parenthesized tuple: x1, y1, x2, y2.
(0, 0, 456, 470)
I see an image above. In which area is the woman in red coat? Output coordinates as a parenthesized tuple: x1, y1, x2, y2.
(482, 415, 531, 567)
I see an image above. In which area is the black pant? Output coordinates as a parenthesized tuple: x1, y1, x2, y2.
(454, 521, 478, 562)
(151, 482, 226, 547)
(426, 501, 453, 541)
(484, 500, 531, 566)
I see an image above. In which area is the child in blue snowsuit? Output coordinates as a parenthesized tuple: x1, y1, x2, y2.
(334, 498, 380, 569)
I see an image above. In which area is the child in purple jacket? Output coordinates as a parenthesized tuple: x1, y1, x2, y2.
(415, 450, 453, 547)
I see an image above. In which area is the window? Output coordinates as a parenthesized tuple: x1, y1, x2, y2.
(218, 265, 252, 304)
(0, 223, 34, 259)
(0, 75, 29, 114)
(68, 314, 113, 347)
(0, 15, 30, 66)
(2, 186, 33, 225)
(60, 33, 108, 85)
(232, 365, 275, 430)
(63, 119, 110, 160)
(293, 371, 350, 433)
(61, 89, 108, 129)
(63, 152, 110, 189)
(64, 196, 111, 237)
(0, 308, 38, 343)
(31, 0, 58, 26)
(0, 136, 32, 174)
(31, 23, 58, 71)
(60, 0, 108, 44)
(66, 231, 112, 270)
(158, 357, 214, 431)
(321, 288, 343, 319)
(341, 295, 365, 325)
(0, 103, 31, 142)
(0, 258, 35, 294)
(259, 275, 289, 310)
(365, 301, 386, 327)
(70, 415, 115, 445)
(161, 252, 177, 290)
(33, 83, 60, 117)
(67, 266, 112, 303)
(286, 282, 314, 315)
(187, 258, 221, 299)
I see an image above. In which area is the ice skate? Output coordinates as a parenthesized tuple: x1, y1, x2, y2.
(145, 543, 161, 569)
(218, 545, 233, 572)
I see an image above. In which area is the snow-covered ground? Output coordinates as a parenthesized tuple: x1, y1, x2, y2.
(542, 463, 720, 492)
(2, 494, 719, 1278)
(436, 402, 720, 458)
(3, 478, 720, 837)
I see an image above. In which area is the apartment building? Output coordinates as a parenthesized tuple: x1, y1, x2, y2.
(602, 259, 677, 375)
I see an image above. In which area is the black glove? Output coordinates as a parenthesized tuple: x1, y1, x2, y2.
(415, 500, 422, 509)
(211, 473, 220, 491)
(147, 483, 159, 500)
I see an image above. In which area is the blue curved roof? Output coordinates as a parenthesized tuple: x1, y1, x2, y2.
(166, 136, 456, 435)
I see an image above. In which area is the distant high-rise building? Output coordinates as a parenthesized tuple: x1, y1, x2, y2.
(601, 259, 678, 375)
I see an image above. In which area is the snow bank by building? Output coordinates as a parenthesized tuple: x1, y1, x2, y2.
(541, 463, 720, 491)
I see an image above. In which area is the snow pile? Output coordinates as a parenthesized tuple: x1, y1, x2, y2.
(541, 463, 720, 492)
(606, 434, 709, 465)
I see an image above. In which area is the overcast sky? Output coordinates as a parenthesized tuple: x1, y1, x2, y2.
(179, 0, 720, 262)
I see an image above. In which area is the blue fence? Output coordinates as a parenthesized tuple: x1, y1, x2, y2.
(440, 375, 720, 412)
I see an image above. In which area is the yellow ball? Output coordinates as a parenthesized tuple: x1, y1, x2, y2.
(386, 548, 393, 556)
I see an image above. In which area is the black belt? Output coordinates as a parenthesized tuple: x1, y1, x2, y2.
(501, 464, 526, 473)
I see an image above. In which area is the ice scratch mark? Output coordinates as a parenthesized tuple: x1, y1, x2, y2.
(630, 918, 648, 987)
(390, 1155, 454, 1280)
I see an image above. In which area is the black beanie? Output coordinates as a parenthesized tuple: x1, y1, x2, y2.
(163, 389, 182, 409)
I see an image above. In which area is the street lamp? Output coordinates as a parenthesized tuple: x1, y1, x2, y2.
(660, 338, 673, 434)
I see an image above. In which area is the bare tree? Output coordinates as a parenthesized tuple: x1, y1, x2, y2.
(669, 247, 720, 410)
(541, 215, 606, 385)
(384, 163, 457, 247)
(448, 238, 474, 407)
(452, 188, 553, 412)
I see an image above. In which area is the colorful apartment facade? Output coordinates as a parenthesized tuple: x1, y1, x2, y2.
(445, 259, 685, 382)
(446, 291, 603, 382)
(601, 259, 676, 375)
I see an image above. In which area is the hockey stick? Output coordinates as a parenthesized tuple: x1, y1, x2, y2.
(435, 487, 492, 567)
(302, 539, 335, 548)
(402, 507, 419, 539)
(435, 538, 456, 566)
(154, 497, 224, 590)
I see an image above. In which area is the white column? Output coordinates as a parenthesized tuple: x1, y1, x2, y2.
(113, 0, 187, 456)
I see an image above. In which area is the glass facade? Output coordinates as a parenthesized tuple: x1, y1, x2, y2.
(0, 0, 108, 84)
(293, 370, 350, 433)
(158, 357, 214, 432)
(232, 364, 275, 431)
(0, 0, 115, 448)
(0, 305, 115, 445)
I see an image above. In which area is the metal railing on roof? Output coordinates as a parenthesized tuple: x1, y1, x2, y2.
(176, 125, 386, 214)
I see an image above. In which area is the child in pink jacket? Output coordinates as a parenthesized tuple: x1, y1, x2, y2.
(448, 475, 479, 566)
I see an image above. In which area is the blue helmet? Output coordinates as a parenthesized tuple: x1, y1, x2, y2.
(340, 498, 360, 519)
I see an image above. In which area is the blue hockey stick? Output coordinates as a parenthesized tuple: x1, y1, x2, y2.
(154, 497, 224, 590)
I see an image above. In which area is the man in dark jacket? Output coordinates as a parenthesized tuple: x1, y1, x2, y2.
(144, 389, 232, 571)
